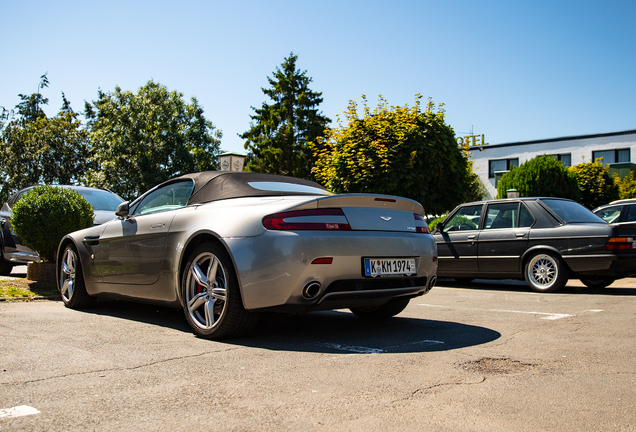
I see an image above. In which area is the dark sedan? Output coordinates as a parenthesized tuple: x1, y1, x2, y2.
(434, 197, 636, 292)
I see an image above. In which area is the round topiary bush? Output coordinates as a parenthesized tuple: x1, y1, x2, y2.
(11, 185, 94, 262)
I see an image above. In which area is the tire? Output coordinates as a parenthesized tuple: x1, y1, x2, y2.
(59, 244, 96, 308)
(181, 242, 259, 339)
(350, 298, 410, 319)
(0, 249, 13, 276)
(580, 277, 615, 289)
(524, 252, 569, 293)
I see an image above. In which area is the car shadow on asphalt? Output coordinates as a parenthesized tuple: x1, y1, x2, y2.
(81, 299, 500, 354)
(436, 278, 636, 296)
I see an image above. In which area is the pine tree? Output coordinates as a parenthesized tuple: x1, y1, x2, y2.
(241, 53, 330, 179)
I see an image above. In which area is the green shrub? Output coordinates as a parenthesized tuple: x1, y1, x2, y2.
(570, 160, 619, 209)
(496, 155, 581, 201)
(428, 214, 448, 231)
(11, 185, 94, 261)
(614, 171, 636, 200)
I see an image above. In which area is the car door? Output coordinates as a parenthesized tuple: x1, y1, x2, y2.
(95, 180, 194, 285)
(435, 204, 483, 274)
(477, 202, 533, 274)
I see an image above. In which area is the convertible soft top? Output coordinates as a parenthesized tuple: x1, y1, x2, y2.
(166, 171, 330, 205)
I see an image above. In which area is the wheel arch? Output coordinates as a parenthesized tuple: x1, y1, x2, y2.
(520, 245, 572, 273)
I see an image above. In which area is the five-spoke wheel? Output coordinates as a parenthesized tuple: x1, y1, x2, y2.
(181, 242, 258, 339)
(59, 244, 94, 308)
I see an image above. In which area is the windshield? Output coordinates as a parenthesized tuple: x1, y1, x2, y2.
(541, 199, 605, 223)
(78, 189, 123, 211)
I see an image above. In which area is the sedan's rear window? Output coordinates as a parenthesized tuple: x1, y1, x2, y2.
(541, 199, 604, 223)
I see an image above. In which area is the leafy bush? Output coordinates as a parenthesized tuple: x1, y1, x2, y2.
(570, 160, 619, 209)
(613, 171, 636, 200)
(11, 185, 94, 261)
(428, 214, 448, 231)
(496, 155, 581, 201)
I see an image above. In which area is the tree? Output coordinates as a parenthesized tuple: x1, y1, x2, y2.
(496, 155, 581, 201)
(241, 53, 330, 179)
(0, 74, 90, 202)
(614, 171, 636, 200)
(570, 160, 619, 209)
(85, 80, 222, 199)
(311, 95, 471, 216)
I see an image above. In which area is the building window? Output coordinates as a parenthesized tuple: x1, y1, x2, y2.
(489, 158, 519, 178)
(548, 153, 572, 167)
(592, 148, 630, 165)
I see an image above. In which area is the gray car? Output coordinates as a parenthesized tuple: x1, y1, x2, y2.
(57, 171, 438, 339)
(0, 185, 123, 274)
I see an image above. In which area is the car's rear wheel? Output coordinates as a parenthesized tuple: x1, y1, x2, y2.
(580, 277, 615, 289)
(350, 298, 410, 319)
(524, 252, 568, 293)
(182, 242, 259, 339)
(59, 245, 95, 308)
(0, 248, 13, 276)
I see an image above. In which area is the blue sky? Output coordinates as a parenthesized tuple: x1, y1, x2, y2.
(1, 0, 634, 154)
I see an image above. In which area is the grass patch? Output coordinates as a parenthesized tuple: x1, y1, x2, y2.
(0, 278, 59, 300)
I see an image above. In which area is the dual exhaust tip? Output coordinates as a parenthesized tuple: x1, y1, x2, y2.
(302, 275, 437, 300)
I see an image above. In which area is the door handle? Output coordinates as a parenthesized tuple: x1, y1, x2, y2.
(515, 232, 526, 237)
(467, 235, 476, 240)
(150, 223, 165, 229)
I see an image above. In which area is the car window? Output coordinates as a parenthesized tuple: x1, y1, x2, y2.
(443, 204, 482, 232)
(519, 203, 535, 227)
(77, 189, 123, 211)
(595, 205, 623, 223)
(627, 205, 636, 222)
(541, 199, 604, 223)
(133, 181, 194, 216)
(485, 202, 519, 229)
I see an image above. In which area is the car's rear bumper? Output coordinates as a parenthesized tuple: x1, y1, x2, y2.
(564, 253, 636, 278)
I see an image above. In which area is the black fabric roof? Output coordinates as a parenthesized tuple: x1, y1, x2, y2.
(162, 171, 329, 205)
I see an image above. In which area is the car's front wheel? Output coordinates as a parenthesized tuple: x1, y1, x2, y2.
(59, 244, 95, 308)
(580, 277, 615, 289)
(524, 252, 569, 293)
(350, 298, 410, 319)
(181, 242, 259, 339)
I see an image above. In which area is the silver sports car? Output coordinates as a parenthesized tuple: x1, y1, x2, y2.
(57, 172, 438, 339)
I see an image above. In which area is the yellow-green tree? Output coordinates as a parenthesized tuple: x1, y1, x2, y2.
(570, 160, 619, 209)
(311, 95, 472, 215)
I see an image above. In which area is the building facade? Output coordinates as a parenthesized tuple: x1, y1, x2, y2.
(467, 129, 636, 199)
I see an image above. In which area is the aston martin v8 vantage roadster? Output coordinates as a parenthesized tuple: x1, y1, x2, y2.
(57, 172, 438, 339)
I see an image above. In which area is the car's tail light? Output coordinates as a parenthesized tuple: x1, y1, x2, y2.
(606, 237, 634, 251)
(263, 209, 351, 231)
(414, 213, 430, 234)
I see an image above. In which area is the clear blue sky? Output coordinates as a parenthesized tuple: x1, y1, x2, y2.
(1, 0, 634, 154)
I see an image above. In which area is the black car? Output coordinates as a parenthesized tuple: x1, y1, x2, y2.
(593, 199, 636, 224)
(433, 197, 636, 292)
(0, 185, 123, 275)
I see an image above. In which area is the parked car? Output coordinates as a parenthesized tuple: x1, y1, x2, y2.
(57, 171, 438, 339)
(0, 185, 123, 274)
(433, 197, 636, 292)
(593, 199, 636, 224)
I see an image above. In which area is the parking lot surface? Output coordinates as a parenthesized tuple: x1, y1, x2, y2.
(1, 278, 635, 431)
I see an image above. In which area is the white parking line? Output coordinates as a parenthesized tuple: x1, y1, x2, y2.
(0, 405, 40, 419)
(418, 303, 581, 320)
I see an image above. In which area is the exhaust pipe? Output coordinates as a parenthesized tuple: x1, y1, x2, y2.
(427, 276, 437, 291)
(302, 282, 321, 300)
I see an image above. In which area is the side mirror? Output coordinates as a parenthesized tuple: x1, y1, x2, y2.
(116, 201, 130, 218)
(435, 221, 445, 233)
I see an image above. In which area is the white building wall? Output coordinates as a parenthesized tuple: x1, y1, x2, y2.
(467, 130, 636, 199)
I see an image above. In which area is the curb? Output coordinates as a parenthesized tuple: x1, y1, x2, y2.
(0, 295, 61, 302)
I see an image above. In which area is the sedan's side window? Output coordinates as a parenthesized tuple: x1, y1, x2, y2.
(519, 203, 535, 227)
(626, 206, 636, 222)
(133, 181, 195, 216)
(443, 205, 482, 232)
(485, 202, 519, 229)
(596, 205, 623, 223)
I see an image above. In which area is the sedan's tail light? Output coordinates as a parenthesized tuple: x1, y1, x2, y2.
(606, 237, 634, 251)
(414, 214, 431, 234)
(263, 209, 351, 231)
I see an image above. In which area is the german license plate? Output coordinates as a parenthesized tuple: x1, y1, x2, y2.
(364, 258, 416, 277)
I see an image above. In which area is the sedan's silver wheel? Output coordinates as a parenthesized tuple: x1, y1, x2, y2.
(60, 248, 78, 303)
(524, 252, 568, 293)
(184, 251, 228, 331)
